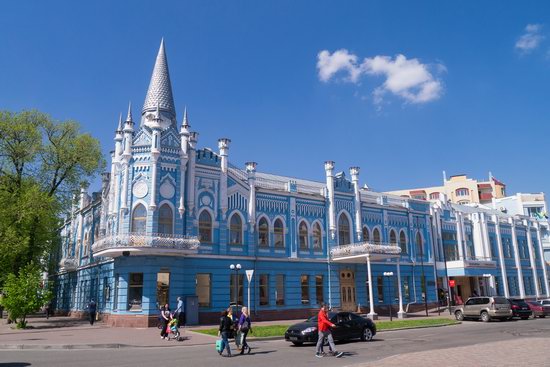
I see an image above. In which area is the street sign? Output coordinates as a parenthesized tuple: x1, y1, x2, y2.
(449, 279, 456, 287)
(246, 269, 254, 283)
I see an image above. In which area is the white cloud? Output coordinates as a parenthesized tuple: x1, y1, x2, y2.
(515, 24, 544, 53)
(317, 49, 444, 104)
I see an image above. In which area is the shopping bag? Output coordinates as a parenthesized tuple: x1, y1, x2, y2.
(216, 339, 223, 353)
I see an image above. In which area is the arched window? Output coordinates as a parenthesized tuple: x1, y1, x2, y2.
(299, 221, 308, 250)
(373, 228, 381, 244)
(429, 192, 440, 200)
(416, 232, 423, 258)
(83, 232, 89, 256)
(258, 217, 269, 247)
(338, 213, 351, 246)
(313, 222, 322, 250)
(274, 219, 285, 248)
(158, 204, 173, 235)
(229, 213, 243, 245)
(389, 230, 397, 245)
(455, 188, 469, 197)
(399, 231, 407, 254)
(131, 204, 147, 233)
(198, 210, 212, 243)
(362, 227, 370, 242)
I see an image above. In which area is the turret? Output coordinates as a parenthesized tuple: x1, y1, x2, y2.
(178, 108, 190, 217)
(218, 138, 231, 220)
(325, 161, 336, 239)
(246, 162, 257, 230)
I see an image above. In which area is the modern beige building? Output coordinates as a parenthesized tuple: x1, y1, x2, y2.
(386, 173, 507, 205)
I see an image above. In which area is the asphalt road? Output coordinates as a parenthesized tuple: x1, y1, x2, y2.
(1, 318, 550, 367)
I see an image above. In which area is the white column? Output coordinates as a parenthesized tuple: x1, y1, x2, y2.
(535, 223, 550, 297)
(149, 128, 160, 211)
(366, 254, 377, 320)
(218, 138, 230, 220)
(246, 162, 257, 230)
(187, 133, 198, 216)
(397, 259, 406, 318)
(455, 212, 465, 260)
(493, 216, 509, 298)
(119, 163, 130, 212)
(525, 220, 540, 297)
(108, 152, 116, 216)
(510, 218, 525, 298)
(350, 167, 362, 242)
(325, 161, 336, 240)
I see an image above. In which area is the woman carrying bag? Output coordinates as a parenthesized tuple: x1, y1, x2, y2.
(237, 307, 252, 354)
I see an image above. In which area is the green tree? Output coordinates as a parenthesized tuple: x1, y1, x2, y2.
(0, 110, 105, 284)
(0, 262, 52, 328)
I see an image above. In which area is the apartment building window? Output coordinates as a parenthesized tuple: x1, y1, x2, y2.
(377, 275, 384, 303)
(363, 227, 370, 242)
(258, 217, 269, 247)
(429, 192, 440, 200)
(389, 230, 397, 245)
(299, 221, 309, 250)
(373, 228, 381, 244)
(131, 204, 147, 233)
(158, 204, 173, 235)
(301, 275, 310, 304)
(196, 274, 211, 308)
(198, 210, 213, 243)
(274, 219, 285, 248)
(276, 275, 285, 305)
(313, 223, 322, 250)
(399, 231, 407, 254)
(316, 275, 324, 305)
(128, 273, 143, 311)
(455, 188, 469, 197)
(444, 244, 458, 261)
(259, 274, 269, 306)
(229, 213, 243, 245)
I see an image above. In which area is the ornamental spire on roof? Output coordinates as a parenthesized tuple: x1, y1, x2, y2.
(142, 38, 176, 119)
(126, 101, 133, 123)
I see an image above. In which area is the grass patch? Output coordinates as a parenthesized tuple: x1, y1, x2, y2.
(193, 318, 457, 338)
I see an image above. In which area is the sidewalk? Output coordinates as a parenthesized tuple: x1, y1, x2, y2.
(0, 307, 454, 350)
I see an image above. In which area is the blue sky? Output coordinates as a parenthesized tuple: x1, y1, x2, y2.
(1, 1, 550, 196)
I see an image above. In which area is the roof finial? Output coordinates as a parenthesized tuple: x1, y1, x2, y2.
(126, 101, 133, 123)
(182, 106, 189, 128)
(117, 113, 123, 132)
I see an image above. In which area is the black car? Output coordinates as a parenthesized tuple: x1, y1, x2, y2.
(284, 311, 376, 346)
(509, 298, 532, 319)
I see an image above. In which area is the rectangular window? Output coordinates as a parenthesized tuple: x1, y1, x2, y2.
(230, 274, 244, 306)
(276, 274, 285, 305)
(113, 274, 119, 310)
(128, 273, 143, 311)
(156, 272, 170, 307)
(377, 275, 384, 303)
(301, 275, 310, 304)
(316, 275, 324, 305)
(403, 276, 410, 302)
(259, 274, 269, 306)
(196, 273, 211, 308)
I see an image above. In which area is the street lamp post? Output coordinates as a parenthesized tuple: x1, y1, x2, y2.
(383, 272, 394, 321)
(230, 264, 242, 312)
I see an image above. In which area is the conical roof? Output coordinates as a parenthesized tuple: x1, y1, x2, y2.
(142, 39, 176, 118)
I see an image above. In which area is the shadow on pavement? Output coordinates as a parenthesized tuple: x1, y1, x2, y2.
(0, 363, 32, 367)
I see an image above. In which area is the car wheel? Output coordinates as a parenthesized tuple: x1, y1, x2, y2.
(455, 310, 464, 321)
(291, 341, 303, 346)
(540, 315, 546, 318)
(361, 327, 374, 341)
(481, 311, 490, 322)
(521, 317, 529, 320)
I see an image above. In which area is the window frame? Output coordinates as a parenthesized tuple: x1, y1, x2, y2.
(299, 220, 309, 250)
(158, 203, 174, 235)
(274, 218, 285, 249)
(198, 210, 213, 244)
(338, 213, 351, 246)
(229, 212, 243, 245)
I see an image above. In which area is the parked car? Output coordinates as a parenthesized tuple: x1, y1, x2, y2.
(454, 296, 512, 322)
(540, 299, 550, 306)
(508, 299, 532, 320)
(284, 311, 376, 346)
(527, 301, 550, 318)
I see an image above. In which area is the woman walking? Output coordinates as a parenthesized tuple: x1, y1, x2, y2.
(218, 310, 233, 357)
(160, 304, 171, 340)
(237, 307, 252, 354)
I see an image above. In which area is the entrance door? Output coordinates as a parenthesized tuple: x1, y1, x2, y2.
(340, 271, 356, 311)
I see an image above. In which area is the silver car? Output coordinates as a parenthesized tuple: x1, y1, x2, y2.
(454, 296, 512, 322)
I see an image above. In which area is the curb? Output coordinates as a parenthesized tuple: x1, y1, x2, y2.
(0, 322, 460, 350)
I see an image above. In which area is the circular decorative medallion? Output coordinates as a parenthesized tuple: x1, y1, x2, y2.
(160, 181, 175, 199)
(132, 180, 148, 198)
(201, 195, 211, 206)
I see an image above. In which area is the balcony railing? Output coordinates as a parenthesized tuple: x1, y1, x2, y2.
(59, 257, 77, 271)
(331, 242, 402, 259)
(92, 232, 200, 257)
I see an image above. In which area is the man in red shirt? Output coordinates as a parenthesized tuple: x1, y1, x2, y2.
(315, 304, 343, 358)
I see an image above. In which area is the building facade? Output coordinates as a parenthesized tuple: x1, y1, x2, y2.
(51, 41, 550, 327)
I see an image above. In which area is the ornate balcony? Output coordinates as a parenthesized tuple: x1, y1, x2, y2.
(92, 232, 200, 258)
(331, 242, 402, 262)
(59, 257, 78, 271)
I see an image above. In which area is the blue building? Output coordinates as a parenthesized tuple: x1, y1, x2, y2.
(52, 40, 549, 327)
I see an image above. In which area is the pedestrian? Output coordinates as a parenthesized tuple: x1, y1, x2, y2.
(87, 299, 97, 325)
(45, 302, 51, 319)
(174, 296, 185, 328)
(160, 304, 171, 340)
(218, 310, 233, 357)
(315, 303, 343, 358)
(237, 306, 252, 354)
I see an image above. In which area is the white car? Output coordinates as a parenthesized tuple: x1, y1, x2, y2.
(540, 299, 550, 306)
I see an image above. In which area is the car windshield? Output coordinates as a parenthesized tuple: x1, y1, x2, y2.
(306, 312, 336, 323)
(494, 297, 509, 304)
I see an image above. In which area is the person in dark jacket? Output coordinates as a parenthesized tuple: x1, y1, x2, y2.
(237, 306, 252, 354)
(160, 304, 171, 340)
(218, 310, 233, 357)
(87, 300, 97, 325)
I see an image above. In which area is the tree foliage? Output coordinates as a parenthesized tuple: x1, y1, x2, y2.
(0, 110, 105, 284)
(0, 262, 53, 328)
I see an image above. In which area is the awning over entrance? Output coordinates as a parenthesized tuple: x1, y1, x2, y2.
(330, 242, 402, 263)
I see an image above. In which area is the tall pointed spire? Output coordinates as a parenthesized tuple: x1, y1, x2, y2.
(126, 101, 133, 123)
(142, 38, 176, 119)
(117, 113, 123, 132)
(182, 106, 189, 128)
